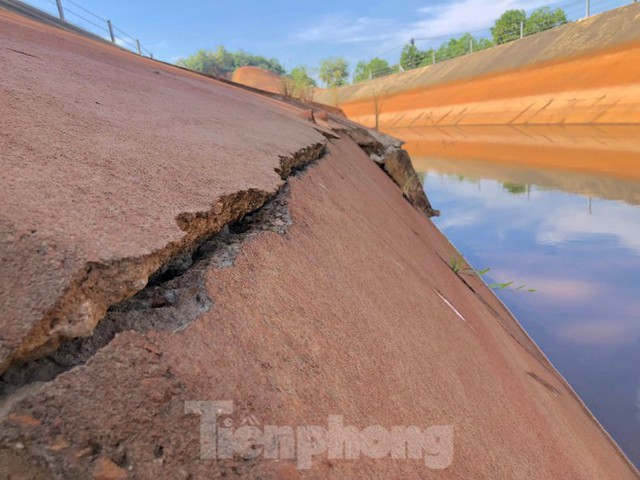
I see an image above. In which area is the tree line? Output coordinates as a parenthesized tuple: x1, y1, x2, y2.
(351, 7, 567, 84)
(176, 6, 567, 91)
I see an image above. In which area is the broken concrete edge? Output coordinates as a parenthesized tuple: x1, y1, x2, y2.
(162, 64, 439, 218)
(0, 182, 300, 428)
(239, 80, 439, 219)
(325, 114, 440, 218)
(1, 140, 638, 480)
(0, 121, 436, 377)
(0, 143, 325, 378)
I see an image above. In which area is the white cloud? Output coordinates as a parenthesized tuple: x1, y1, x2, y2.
(538, 201, 640, 254)
(437, 210, 482, 229)
(286, 15, 397, 46)
(552, 319, 640, 346)
(285, 0, 550, 52)
(407, 0, 548, 41)
(426, 173, 640, 256)
(149, 40, 170, 49)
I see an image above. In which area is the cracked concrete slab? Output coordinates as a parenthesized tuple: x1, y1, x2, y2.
(0, 6, 637, 480)
(1, 137, 636, 479)
(0, 10, 325, 372)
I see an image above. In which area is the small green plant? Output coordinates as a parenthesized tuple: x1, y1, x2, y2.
(448, 255, 536, 292)
(449, 255, 471, 275)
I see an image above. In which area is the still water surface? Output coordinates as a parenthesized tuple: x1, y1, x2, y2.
(395, 125, 640, 467)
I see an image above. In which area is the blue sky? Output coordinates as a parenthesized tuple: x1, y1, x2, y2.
(25, 0, 598, 74)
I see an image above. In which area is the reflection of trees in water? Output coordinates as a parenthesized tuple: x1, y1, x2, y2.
(457, 174, 479, 184)
(420, 158, 640, 206)
(502, 182, 527, 194)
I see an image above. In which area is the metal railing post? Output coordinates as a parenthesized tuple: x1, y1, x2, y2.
(107, 19, 115, 43)
(136, 39, 142, 55)
(55, 0, 65, 20)
(520, 21, 524, 38)
(469, 38, 473, 53)
(586, 0, 590, 17)
(432, 51, 436, 64)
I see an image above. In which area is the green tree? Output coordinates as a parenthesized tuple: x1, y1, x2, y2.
(318, 57, 350, 88)
(232, 50, 285, 74)
(176, 46, 285, 76)
(525, 7, 567, 35)
(282, 66, 317, 100)
(353, 57, 390, 83)
(438, 33, 489, 60)
(475, 38, 495, 51)
(438, 33, 470, 60)
(429, 33, 493, 62)
(353, 61, 369, 83)
(400, 43, 428, 70)
(288, 66, 316, 87)
(502, 182, 527, 194)
(491, 9, 526, 44)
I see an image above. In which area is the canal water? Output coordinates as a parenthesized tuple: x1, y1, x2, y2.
(393, 125, 640, 467)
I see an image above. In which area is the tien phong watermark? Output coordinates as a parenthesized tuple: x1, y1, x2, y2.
(185, 401, 454, 470)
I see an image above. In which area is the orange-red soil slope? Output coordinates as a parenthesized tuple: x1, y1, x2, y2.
(319, 4, 640, 129)
(232, 65, 284, 94)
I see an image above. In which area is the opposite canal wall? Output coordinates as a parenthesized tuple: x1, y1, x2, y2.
(314, 4, 640, 128)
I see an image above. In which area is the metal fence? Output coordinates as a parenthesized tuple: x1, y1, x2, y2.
(361, 0, 637, 81)
(13, 0, 153, 57)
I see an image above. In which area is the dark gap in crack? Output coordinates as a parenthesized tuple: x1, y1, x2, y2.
(0, 174, 300, 400)
(0, 142, 324, 382)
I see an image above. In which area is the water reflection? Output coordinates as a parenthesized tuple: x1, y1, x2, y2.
(390, 124, 640, 205)
(401, 125, 640, 467)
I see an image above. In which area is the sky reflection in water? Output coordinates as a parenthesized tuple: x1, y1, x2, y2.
(402, 126, 640, 467)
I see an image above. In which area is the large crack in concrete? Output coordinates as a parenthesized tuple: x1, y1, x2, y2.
(0, 183, 299, 409)
(0, 141, 325, 382)
(0, 124, 439, 416)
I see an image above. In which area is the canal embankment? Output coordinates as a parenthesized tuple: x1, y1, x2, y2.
(314, 4, 640, 129)
(0, 6, 638, 479)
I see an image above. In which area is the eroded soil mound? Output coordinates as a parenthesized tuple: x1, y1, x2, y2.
(232, 66, 284, 94)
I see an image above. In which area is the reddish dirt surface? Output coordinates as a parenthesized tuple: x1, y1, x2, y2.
(0, 7, 638, 480)
(231, 66, 284, 94)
